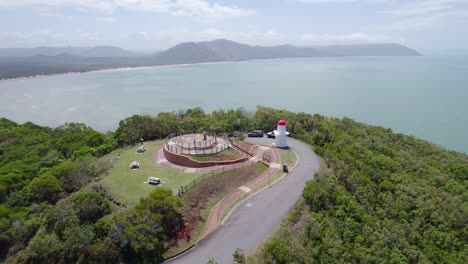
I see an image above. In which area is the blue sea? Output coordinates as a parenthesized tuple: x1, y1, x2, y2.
(1, 56, 467, 153)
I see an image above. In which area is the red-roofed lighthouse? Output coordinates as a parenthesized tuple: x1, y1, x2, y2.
(275, 119, 288, 148)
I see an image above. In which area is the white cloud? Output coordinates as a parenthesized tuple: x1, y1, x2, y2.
(96, 16, 115, 23)
(299, 32, 397, 45)
(296, 0, 355, 3)
(78, 32, 100, 42)
(0, 0, 255, 18)
(171, 0, 255, 18)
(0, 30, 108, 47)
(137, 31, 152, 41)
(378, 0, 468, 31)
(387, 0, 468, 16)
(296, 0, 468, 28)
(113, 0, 172, 13)
(378, 10, 468, 30)
(0, 0, 115, 12)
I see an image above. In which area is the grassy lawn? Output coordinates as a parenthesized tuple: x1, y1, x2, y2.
(101, 140, 201, 206)
(166, 163, 267, 257)
(188, 148, 242, 162)
(270, 147, 298, 178)
(277, 147, 297, 167)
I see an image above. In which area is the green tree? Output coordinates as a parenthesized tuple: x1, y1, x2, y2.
(262, 237, 294, 264)
(232, 248, 246, 264)
(157, 111, 180, 135)
(61, 225, 95, 263)
(114, 115, 146, 145)
(71, 191, 110, 224)
(100, 189, 184, 262)
(24, 174, 63, 204)
(44, 203, 79, 238)
(17, 230, 63, 263)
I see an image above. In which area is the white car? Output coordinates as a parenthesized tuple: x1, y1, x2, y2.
(267, 131, 276, 138)
(267, 130, 290, 138)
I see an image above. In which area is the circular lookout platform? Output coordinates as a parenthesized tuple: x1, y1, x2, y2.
(163, 131, 248, 168)
(166, 131, 228, 155)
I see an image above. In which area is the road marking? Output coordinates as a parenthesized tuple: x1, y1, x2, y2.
(239, 185, 252, 193)
(246, 202, 253, 208)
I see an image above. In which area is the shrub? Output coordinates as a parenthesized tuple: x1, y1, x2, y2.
(71, 191, 110, 224)
(24, 174, 63, 204)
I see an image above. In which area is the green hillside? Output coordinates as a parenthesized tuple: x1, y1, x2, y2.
(251, 109, 468, 263)
(0, 107, 466, 263)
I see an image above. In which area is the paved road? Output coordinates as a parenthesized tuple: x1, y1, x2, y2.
(166, 137, 320, 264)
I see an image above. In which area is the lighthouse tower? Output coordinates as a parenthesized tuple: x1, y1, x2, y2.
(275, 119, 288, 148)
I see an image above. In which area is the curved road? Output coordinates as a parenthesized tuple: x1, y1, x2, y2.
(167, 138, 320, 264)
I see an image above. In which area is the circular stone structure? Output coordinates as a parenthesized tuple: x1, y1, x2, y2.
(163, 131, 248, 168)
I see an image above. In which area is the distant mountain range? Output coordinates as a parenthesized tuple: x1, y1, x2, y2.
(0, 39, 421, 80)
(155, 39, 420, 64)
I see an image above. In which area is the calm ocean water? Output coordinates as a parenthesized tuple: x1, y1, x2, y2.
(1, 56, 467, 153)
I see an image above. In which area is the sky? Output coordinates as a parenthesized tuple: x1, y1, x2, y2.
(1, 0, 468, 53)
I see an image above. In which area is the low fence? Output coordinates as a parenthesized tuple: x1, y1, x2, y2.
(262, 152, 271, 163)
(166, 130, 218, 150)
(165, 143, 229, 155)
(228, 137, 254, 156)
(178, 159, 256, 196)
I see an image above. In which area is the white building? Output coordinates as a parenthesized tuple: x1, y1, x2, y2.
(275, 119, 288, 148)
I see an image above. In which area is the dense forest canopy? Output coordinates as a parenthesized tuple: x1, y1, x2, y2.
(255, 110, 468, 263)
(0, 106, 467, 263)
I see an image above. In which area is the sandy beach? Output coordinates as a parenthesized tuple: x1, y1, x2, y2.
(0, 61, 232, 84)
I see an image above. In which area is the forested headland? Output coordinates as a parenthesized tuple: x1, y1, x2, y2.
(0, 106, 466, 263)
(252, 109, 468, 263)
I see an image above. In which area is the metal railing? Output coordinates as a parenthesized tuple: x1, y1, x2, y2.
(166, 143, 229, 155)
(228, 137, 254, 157)
(166, 130, 218, 150)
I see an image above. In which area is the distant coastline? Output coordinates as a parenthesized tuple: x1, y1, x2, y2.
(0, 61, 231, 83)
(0, 55, 421, 83)
(0, 39, 421, 82)
(0, 66, 158, 83)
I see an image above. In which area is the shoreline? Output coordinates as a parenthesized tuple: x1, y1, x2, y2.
(0, 55, 423, 84)
(0, 61, 233, 84)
